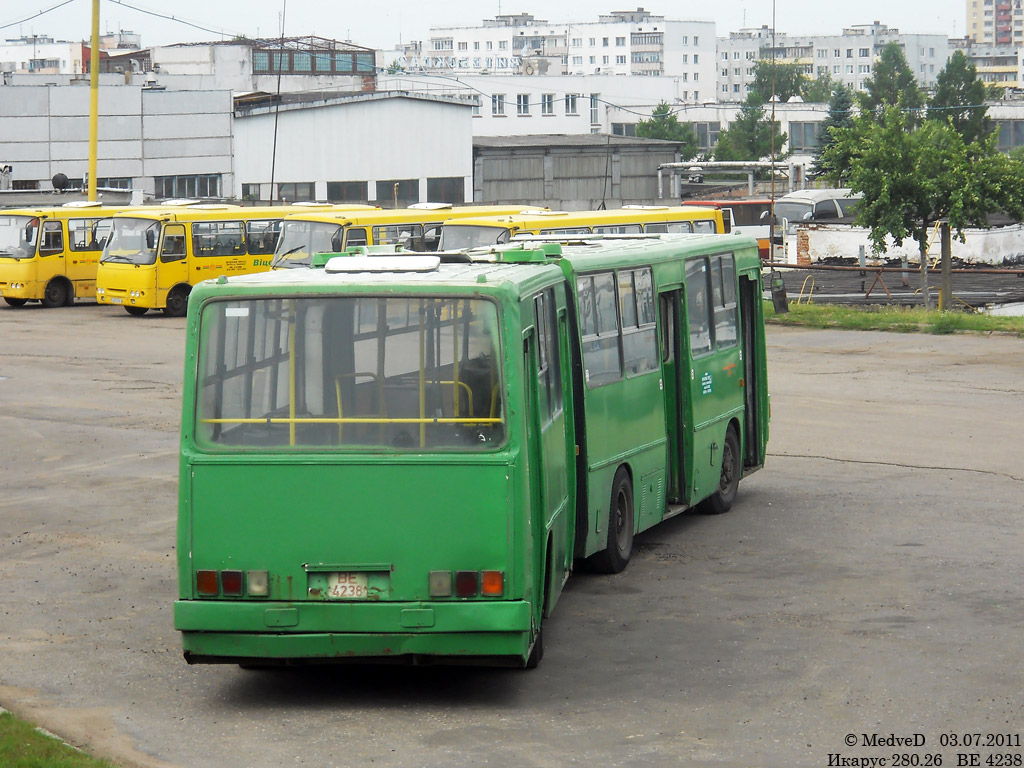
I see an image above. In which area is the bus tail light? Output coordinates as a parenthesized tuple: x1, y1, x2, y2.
(221, 570, 243, 596)
(455, 571, 478, 598)
(247, 570, 269, 596)
(196, 570, 218, 596)
(481, 570, 504, 597)
(428, 570, 452, 597)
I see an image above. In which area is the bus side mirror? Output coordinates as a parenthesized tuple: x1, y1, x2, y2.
(146, 230, 156, 249)
(331, 232, 343, 252)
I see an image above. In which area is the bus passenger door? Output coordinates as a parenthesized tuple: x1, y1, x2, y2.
(524, 288, 573, 616)
(659, 289, 686, 504)
(157, 224, 188, 303)
(739, 273, 768, 467)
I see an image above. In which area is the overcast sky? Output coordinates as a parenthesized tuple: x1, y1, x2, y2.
(3, 0, 968, 50)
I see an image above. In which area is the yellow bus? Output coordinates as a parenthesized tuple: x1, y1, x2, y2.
(437, 205, 725, 251)
(95, 203, 375, 316)
(0, 202, 134, 308)
(271, 204, 542, 269)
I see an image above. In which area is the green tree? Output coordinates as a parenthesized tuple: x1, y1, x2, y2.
(928, 50, 993, 144)
(800, 72, 836, 104)
(857, 42, 926, 124)
(635, 101, 699, 160)
(824, 105, 1024, 307)
(813, 83, 857, 180)
(751, 60, 807, 103)
(714, 93, 788, 162)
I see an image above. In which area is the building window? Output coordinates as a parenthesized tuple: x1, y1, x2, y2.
(616, 55, 626, 64)
(275, 182, 315, 202)
(788, 122, 821, 152)
(603, 37, 609, 46)
(426, 177, 465, 205)
(155, 174, 221, 199)
(615, 36, 626, 46)
(375, 179, 419, 208)
(565, 93, 578, 114)
(590, 93, 600, 124)
(542, 93, 554, 115)
(517, 93, 530, 115)
(859, 48, 870, 57)
(253, 46, 374, 75)
(492, 93, 506, 115)
(326, 181, 368, 203)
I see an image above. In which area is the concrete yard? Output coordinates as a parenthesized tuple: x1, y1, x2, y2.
(1, 303, 1022, 767)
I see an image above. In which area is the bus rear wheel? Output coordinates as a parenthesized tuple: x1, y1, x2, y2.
(586, 467, 634, 574)
(3, 297, 28, 307)
(124, 306, 149, 316)
(164, 286, 190, 317)
(701, 426, 741, 515)
(41, 279, 68, 308)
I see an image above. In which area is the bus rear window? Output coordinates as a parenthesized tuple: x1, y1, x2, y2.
(196, 296, 505, 451)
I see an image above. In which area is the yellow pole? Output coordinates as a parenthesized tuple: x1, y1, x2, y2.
(88, 0, 100, 202)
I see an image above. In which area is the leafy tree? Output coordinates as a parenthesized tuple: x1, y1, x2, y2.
(986, 82, 1005, 100)
(800, 72, 836, 104)
(928, 50, 993, 144)
(824, 105, 1024, 307)
(857, 42, 926, 125)
(750, 60, 807, 103)
(714, 93, 788, 162)
(635, 101, 699, 160)
(812, 83, 856, 180)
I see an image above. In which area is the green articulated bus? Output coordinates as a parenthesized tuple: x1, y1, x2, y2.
(174, 232, 769, 668)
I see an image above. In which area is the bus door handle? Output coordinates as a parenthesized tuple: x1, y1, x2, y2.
(710, 442, 718, 466)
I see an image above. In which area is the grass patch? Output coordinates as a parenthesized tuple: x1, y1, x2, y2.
(765, 300, 1024, 337)
(0, 712, 117, 768)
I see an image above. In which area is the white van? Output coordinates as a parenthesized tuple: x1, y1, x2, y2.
(773, 188, 862, 224)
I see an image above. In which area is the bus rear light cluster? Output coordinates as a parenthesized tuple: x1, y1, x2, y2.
(428, 570, 504, 598)
(195, 569, 269, 597)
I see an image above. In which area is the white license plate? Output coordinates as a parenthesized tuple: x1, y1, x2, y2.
(325, 572, 368, 599)
(110, 297, 123, 304)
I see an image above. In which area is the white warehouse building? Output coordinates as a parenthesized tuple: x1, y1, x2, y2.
(232, 90, 475, 205)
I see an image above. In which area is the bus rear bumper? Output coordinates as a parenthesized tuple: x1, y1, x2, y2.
(174, 599, 534, 665)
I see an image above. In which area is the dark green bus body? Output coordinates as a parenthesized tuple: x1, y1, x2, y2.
(175, 234, 768, 667)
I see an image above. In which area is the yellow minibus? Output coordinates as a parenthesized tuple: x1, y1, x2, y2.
(0, 202, 131, 308)
(437, 206, 725, 251)
(95, 203, 375, 316)
(271, 204, 541, 269)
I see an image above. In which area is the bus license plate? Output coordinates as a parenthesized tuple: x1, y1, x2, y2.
(110, 297, 122, 304)
(325, 572, 368, 599)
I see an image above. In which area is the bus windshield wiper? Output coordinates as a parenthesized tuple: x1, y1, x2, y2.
(272, 246, 309, 268)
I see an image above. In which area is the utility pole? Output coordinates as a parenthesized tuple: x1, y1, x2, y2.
(88, 0, 100, 201)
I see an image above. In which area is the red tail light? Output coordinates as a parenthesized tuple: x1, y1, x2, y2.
(196, 570, 218, 596)
(455, 571, 478, 597)
(221, 570, 243, 596)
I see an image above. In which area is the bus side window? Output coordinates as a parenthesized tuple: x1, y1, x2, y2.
(693, 220, 716, 234)
(40, 221, 64, 254)
(345, 228, 367, 247)
(685, 258, 712, 357)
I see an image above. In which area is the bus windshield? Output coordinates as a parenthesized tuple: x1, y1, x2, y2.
(272, 220, 344, 268)
(0, 215, 39, 260)
(101, 218, 161, 265)
(438, 225, 511, 251)
(196, 296, 505, 451)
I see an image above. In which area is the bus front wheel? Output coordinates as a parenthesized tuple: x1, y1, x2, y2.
(41, 279, 69, 308)
(164, 286, 190, 317)
(3, 297, 28, 307)
(701, 426, 741, 515)
(124, 306, 149, 316)
(587, 467, 634, 574)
